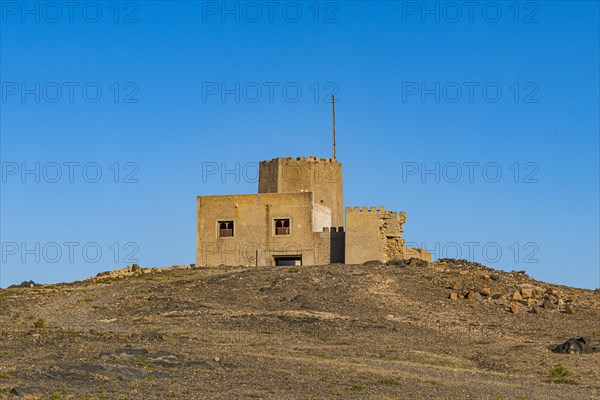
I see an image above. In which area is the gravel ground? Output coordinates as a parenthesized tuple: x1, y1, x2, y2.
(0, 260, 598, 399)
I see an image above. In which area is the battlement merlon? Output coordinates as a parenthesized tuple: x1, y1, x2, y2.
(345, 206, 405, 216)
(345, 206, 388, 212)
(260, 156, 339, 164)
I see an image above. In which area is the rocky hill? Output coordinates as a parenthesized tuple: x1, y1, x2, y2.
(0, 259, 599, 399)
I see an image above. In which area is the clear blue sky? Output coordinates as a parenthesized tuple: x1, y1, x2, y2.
(1, 1, 598, 289)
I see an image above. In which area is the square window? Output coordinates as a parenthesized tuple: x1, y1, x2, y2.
(275, 218, 290, 235)
(218, 221, 234, 237)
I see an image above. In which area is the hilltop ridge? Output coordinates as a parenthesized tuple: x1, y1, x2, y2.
(1, 259, 599, 399)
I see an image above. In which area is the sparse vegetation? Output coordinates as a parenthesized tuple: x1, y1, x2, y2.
(346, 383, 365, 392)
(0, 373, 16, 379)
(33, 318, 46, 329)
(549, 365, 578, 384)
(135, 360, 158, 370)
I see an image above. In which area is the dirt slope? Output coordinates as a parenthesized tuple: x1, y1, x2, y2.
(0, 260, 599, 399)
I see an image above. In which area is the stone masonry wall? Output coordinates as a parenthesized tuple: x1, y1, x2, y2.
(197, 192, 338, 267)
(345, 206, 430, 264)
(258, 157, 344, 228)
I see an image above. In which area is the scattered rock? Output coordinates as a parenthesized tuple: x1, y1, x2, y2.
(542, 300, 556, 309)
(510, 304, 520, 314)
(291, 294, 308, 306)
(386, 259, 408, 268)
(520, 288, 533, 299)
(10, 387, 46, 399)
(480, 287, 491, 296)
(107, 348, 149, 360)
(437, 258, 486, 269)
(553, 337, 596, 354)
(44, 363, 143, 382)
(362, 260, 381, 268)
(482, 274, 491, 280)
(449, 292, 458, 301)
(406, 258, 428, 268)
(563, 305, 575, 314)
(511, 291, 523, 302)
(467, 291, 481, 301)
(140, 331, 172, 342)
(545, 294, 558, 304)
(7, 281, 39, 289)
(450, 282, 462, 291)
(490, 274, 500, 281)
(529, 307, 538, 314)
(151, 354, 180, 367)
(96, 348, 225, 370)
(491, 293, 502, 300)
(94, 264, 146, 280)
(526, 298, 536, 307)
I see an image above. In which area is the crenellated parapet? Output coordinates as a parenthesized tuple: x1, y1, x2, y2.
(344, 205, 409, 264)
(345, 206, 406, 224)
(260, 156, 338, 164)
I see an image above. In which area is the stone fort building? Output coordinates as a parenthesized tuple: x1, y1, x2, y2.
(197, 97, 429, 267)
(196, 156, 431, 267)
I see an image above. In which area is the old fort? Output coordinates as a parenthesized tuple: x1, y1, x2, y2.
(196, 99, 431, 267)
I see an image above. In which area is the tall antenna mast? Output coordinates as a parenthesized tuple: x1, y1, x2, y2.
(331, 95, 336, 160)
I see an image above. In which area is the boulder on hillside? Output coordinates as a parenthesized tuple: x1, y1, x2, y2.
(11, 386, 46, 399)
(363, 260, 382, 267)
(552, 337, 596, 354)
(406, 257, 429, 268)
(7, 280, 39, 289)
(385, 259, 408, 268)
(520, 287, 534, 299)
(386, 258, 428, 268)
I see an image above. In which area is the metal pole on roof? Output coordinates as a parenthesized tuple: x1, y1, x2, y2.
(332, 95, 336, 160)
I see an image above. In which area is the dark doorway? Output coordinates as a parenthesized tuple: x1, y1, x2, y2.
(274, 256, 302, 266)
